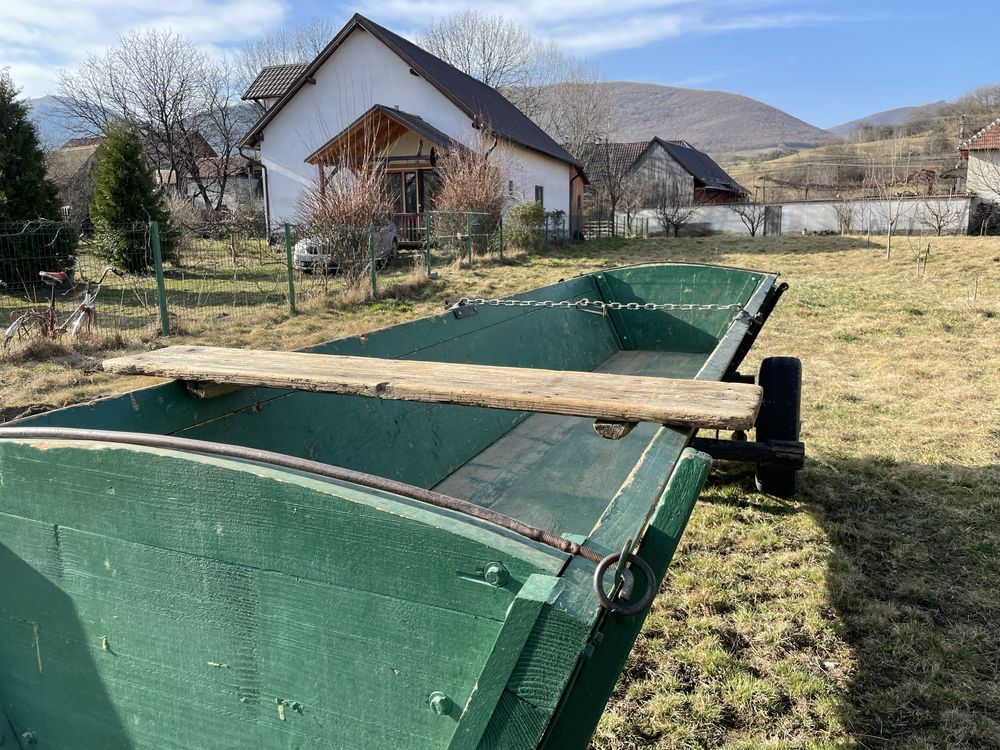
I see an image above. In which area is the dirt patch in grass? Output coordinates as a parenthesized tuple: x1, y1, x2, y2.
(2, 233, 999, 748)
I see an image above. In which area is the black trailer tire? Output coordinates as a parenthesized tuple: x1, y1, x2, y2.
(754, 356, 802, 498)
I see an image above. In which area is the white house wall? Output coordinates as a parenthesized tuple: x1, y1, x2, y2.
(637, 196, 971, 236)
(967, 152, 1000, 202)
(257, 27, 572, 226)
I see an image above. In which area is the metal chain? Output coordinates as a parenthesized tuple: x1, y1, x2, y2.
(453, 296, 743, 312)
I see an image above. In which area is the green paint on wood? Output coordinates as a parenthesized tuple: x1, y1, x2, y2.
(449, 575, 559, 749)
(1, 263, 780, 750)
(538, 449, 713, 749)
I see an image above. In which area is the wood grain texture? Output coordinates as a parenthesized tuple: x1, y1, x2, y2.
(103, 346, 762, 430)
(449, 575, 559, 749)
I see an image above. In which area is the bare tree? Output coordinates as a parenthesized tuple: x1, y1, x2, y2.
(728, 202, 767, 237)
(865, 137, 913, 258)
(297, 126, 392, 291)
(832, 198, 856, 234)
(421, 11, 549, 119)
(58, 29, 219, 206)
(419, 9, 613, 151)
(534, 61, 615, 161)
(917, 198, 966, 236)
(233, 18, 339, 111)
(432, 129, 510, 260)
(651, 179, 696, 236)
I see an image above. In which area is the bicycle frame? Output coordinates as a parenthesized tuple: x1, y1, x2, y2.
(2, 267, 123, 352)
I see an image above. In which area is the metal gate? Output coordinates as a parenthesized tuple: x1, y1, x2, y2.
(764, 205, 782, 236)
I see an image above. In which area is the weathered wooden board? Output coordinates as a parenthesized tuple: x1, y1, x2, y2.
(103, 346, 762, 430)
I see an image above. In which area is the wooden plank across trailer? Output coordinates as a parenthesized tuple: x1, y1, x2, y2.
(103, 345, 763, 430)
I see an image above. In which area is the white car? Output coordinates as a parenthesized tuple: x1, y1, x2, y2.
(293, 221, 399, 273)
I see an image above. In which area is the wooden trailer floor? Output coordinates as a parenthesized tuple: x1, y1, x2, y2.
(433, 350, 709, 537)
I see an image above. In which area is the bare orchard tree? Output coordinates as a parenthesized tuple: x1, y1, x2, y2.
(617, 176, 655, 237)
(728, 202, 768, 237)
(832, 198, 856, 234)
(297, 128, 392, 292)
(917, 198, 966, 236)
(865, 137, 913, 259)
(652, 179, 697, 236)
(58, 29, 220, 207)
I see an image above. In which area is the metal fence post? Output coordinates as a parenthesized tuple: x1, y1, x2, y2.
(498, 216, 504, 261)
(369, 225, 377, 299)
(283, 223, 297, 315)
(465, 213, 473, 265)
(149, 221, 170, 336)
(424, 212, 432, 276)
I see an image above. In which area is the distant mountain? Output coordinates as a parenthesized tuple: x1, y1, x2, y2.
(27, 96, 85, 150)
(828, 101, 948, 137)
(607, 82, 831, 154)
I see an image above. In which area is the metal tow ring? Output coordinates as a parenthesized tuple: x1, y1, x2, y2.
(593, 550, 657, 616)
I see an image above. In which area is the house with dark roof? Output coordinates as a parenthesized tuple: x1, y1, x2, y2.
(581, 138, 747, 207)
(239, 13, 586, 235)
(960, 118, 1000, 202)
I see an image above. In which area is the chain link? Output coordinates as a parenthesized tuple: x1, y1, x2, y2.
(453, 296, 743, 312)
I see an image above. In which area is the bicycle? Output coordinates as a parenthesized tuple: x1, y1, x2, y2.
(3, 266, 124, 352)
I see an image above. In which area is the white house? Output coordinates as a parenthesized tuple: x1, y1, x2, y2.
(961, 118, 1000, 202)
(239, 14, 586, 238)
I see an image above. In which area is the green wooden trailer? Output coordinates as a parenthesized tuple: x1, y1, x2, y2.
(0, 262, 802, 749)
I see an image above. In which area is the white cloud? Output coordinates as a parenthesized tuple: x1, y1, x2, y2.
(0, 0, 287, 96)
(358, 0, 853, 54)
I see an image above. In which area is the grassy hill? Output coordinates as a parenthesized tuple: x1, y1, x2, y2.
(829, 101, 948, 137)
(608, 82, 831, 153)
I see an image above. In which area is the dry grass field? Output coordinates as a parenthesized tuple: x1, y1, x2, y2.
(2, 233, 999, 748)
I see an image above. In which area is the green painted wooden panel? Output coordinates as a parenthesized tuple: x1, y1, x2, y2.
(0, 442, 565, 622)
(175, 279, 619, 489)
(434, 350, 706, 537)
(477, 691, 550, 750)
(449, 575, 560, 749)
(0, 518, 500, 748)
(538, 449, 713, 749)
(597, 264, 769, 352)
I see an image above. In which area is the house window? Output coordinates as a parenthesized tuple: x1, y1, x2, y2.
(534, 185, 544, 207)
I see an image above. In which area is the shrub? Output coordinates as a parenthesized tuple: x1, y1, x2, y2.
(505, 200, 546, 251)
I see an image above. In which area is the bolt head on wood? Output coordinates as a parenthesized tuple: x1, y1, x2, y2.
(429, 691, 452, 716)
(484, 562, 509, 587)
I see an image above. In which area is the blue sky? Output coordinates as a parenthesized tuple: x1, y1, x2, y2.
(3, 0, 998, 128)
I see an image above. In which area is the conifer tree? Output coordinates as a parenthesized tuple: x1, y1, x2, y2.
(91, 121, 175, 272)
(0, 70, 75, 287)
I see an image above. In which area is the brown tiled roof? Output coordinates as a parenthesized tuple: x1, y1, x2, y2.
(242, 64, 309, 101)
(577, 142, 650, 181)
(240, 15, 581, 170)
(185, 155, 260, 179)
(961, 118, 1000, 151)
(60, 136, 104, 149)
